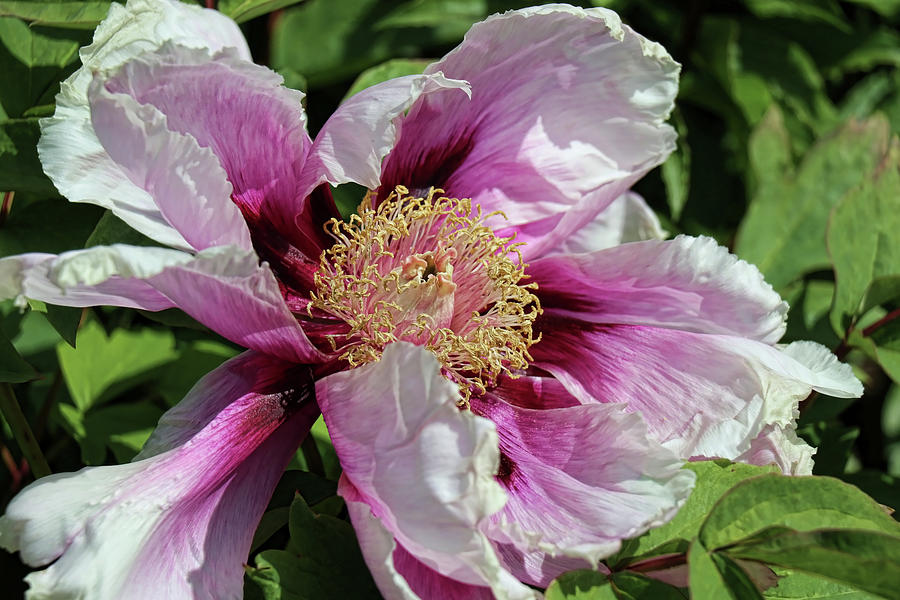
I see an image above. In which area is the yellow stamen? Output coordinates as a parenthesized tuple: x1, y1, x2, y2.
(310, 186, 542, 405)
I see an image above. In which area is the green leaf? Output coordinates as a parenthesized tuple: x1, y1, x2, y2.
(797, 421, 859, 477)
(661, 110, 690, 221)
(375, 0, 487, 38)
(56, 319, 177, 412)
(343, 58, 432, 100)
(545, 570, 616, 600)
(0, 119, 56, 193)
(246, 494, 378, 600)
(612, 461, 778, 566)
(764, 569, 880, 599)
(688, 541, 763, 600)
(827, 140, 900, 334)
(726, 528, 900, 599)
(609, 571, 686, 599)
(217, 0, 303, 24)
(272, 0, 460, 89)
(84, 209, 161, 248)
(0, 17, 90, 118)
(736, 115, 892, 290)
(742, 0, 850, 32)
(26, 301, 82, 348)
(0, 326, 36, 382)
(0, 195, 103, 255)
(698, 475, 900, 551)
(0, 2, 110, 29)
(58, 400, 164, 465)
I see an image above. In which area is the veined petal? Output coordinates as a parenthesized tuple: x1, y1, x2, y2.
(379, 5, 678, 258)
(316, 342, 534, 599)
(308, 73, 470, 191)
(99, 43, 323, 253)
(531, 321, 861, 460)
(0, 354, 318, 600)
(471, 393, 694, 573)
(88, 72, 252, 252)
(2, 245, 322, 363)
(545, 191, 666, 255)
(530, 235, 788, 343)
(736, 424, 816, 476)
(38, 0, 251, 250)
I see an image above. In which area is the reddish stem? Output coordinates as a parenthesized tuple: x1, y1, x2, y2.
(862, 307, 900, 338)
(205, 0, 216, 8)
(620, 553, 687, 573)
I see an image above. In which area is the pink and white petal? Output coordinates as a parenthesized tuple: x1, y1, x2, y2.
(136, 351, 310, 459)
(531, 321, 860, 460)
(546, 191, 666, 255)
(317, 342, 534, 599)
(39, 0, 250, 250)
(307, 73, 470, 191)
(470, 393, 694, 569)
(494, 544, 598, 590)
(4, 244, 322, 363)
(735, 424, 816, 476)
(0, 356, 317, 600)
(344, 489, 502, 600)
(88, 75, 252, 252)
(99, 43, 317, 244)
(379, 6, 678, 258)
(530, 235, 788, 343)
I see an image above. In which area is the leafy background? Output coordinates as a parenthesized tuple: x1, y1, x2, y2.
(1, 0, 900, 598)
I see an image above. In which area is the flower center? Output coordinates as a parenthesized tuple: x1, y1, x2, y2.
(310, 185, 541, 403)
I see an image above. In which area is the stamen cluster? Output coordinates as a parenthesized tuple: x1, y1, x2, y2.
(310, 186, 541, 402)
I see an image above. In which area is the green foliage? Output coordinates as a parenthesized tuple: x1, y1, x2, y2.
(246, 494, 379, 600)
(344, 58, 432, 100)
(218, 0, 304, 24)
(0, 2, 110, 30)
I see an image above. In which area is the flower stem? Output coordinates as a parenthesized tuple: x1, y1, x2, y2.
(0, 383, 51, 479)
(862, 307, 900, 338)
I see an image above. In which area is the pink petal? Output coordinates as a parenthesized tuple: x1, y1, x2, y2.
(545, 191, 666, 255)
(317, 342, 534, 599)
(531, 321, 860, 460)
(0, 354, 318, 600)
(530, 235, 788, 343)
(307, 73, 470, 191)
(38, 0, 250, 249)
(470, 392, 694, 571)
(3, 245, 322, 363)
(88, 69, 252, 253)
(99, 43, 323, 254)
(735, 424, 816, 476)
(378, 6, 678, 258)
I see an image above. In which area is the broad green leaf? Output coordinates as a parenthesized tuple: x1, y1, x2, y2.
(608, 572, 686, 599)
(0, 195, 103, 255)
(746, 105, 792, 198)
(0, 1, 110, 29)
(726, 528, 900, 599)
(698, 475, 900, 550)
(797, 421, 859, 477)
(0, 119, 56, 194)
(26, 300, 82, 348)
(839, 72, 895, 122)
(742, 0, 850, 32)
(0, 17, 89, 118)
(612, 461, 777, 565)
(688, 541, 762, 600)
(218, 0, 303, 23)
(250, 506, 290, 553)
(58, 401, 163, 465)
(661, 110, 690, 221)
(545, 570, 616, 600)
(155, 339, 237, 406)
(57, 319, 177, 412)
(764, 569, 880, 600)
(827, 140, 900, 334)
(0, 327, 36, 382)
(343, 58, 432, 101)
(375, 0, 487, 38)
(84, 210, 160, 248)
(246, 494, 377, 600)
(842, 0, 900, 18)
(736, 115, 892, 290)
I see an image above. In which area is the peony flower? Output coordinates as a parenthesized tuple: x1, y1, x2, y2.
(0, 1, 861, 598)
